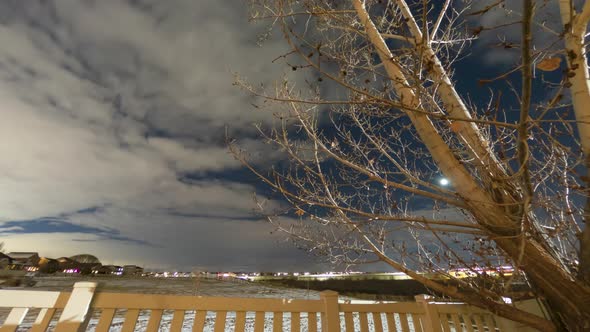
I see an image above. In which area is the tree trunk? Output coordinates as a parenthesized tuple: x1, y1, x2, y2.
(558, 0, 590, 288)
(579, 159, 590, 285)
(494, 236, 590, 330)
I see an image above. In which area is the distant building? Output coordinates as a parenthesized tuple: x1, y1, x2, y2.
(91, 265, 110, 275)
(0, 252, 13, 268)
(56, 257, 77, 270)
(38, 257, 60, 274)
(56, 257, 97, 274)
(122, 265, 143, 276)
(101, 265, 123, 275)
(69, 254, 101, 265)
(7, 252, 40, 266)
(217, 272, 237, 278)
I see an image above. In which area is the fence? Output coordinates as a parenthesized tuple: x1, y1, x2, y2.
(0, 282, 541, 332)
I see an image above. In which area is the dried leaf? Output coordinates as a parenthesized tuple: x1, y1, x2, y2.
(295, 208, 305, 216)
(450, 121, 463, 133)
(537, 57, 561, 71)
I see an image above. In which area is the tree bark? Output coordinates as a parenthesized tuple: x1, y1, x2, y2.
(393, 0, 508, 178)
(493, 233, 590, 330)
(559, 0, 590, 287)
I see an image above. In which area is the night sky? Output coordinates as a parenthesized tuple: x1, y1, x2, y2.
(0, 0, 569, 271)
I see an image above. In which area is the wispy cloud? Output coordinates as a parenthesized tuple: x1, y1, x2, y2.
(0, 218, 151, 245)
(467, 0, 566, 67)
(0, 0, 315, 270)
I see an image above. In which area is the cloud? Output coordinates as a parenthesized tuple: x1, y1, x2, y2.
(0, 0, 316, 270)
(0, 213, 321, 271)
(466, 0, 566, 67)
(0, 218, 149, 245)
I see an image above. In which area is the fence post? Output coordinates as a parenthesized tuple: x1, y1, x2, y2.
(320, 290, 341, 332)
(55, 282, 97, 332)
(415, 294, 442, 332)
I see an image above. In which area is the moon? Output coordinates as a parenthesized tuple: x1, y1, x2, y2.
(439, 178, 450, 186)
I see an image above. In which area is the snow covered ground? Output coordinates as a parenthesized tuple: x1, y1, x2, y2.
(30, 276, 323, 299)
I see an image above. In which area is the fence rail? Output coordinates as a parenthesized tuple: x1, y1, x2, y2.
(0, 282, 540, 332)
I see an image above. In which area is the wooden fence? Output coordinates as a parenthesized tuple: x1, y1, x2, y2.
(0, 282, 540, 332)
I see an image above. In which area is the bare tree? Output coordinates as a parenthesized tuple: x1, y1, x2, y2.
(231, 0, 590, 330)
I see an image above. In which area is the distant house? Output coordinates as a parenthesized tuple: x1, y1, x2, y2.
(55, 257, 100, 275)
(0, 252, 12, 268)
(91, 265, 111, 275)
(122, 265, 143, 276)
(69, 254, 101, 265)
(56, 257, 78, 274)
(56, 257, 77, 270)
(38, 257, 60, 274)
(68, 255, 101, 275)
(101, 265, 123, 275)
(7, 252, 40, 266)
